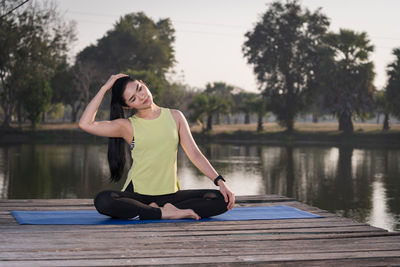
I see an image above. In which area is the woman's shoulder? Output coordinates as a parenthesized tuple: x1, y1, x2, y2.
(168, 108, 185, 119)
(168, 109, 187, 129)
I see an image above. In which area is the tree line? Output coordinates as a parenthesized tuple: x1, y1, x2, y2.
(1, 0, 399, 132)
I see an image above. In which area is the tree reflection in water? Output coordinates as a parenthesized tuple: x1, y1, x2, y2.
(259, 144, 398, 231)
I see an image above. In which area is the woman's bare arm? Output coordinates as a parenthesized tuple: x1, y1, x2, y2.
(78, 74, 131, 142)
(171, 110, 217, 179)
(171, 109, 235, 209)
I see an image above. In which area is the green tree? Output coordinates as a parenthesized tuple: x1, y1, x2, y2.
(70, 12, 175, 121)
(47, 103, 65, 121)
(248, 95, 268, 132)
(205, 94, 231, 130)
(72, 60, 101, 122)
(0, 0, 20, 126)
(50, 60, 80, 122)
(386, 48, 400, 119)
(321, 29, 375, 133)
(233, 92, 257, 124)
(77, 12, 175, 79)
(188, 93, 230, 132)
(19, 75, 52, 129)
(188, 94, 208, 131)
(204, 82, 234, 125)
(243, 0, 329, 132)
(0, 1, 75, 127)
(53, 57, 104, 123)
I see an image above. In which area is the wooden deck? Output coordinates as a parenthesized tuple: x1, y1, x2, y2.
(1, 195, 400, 266)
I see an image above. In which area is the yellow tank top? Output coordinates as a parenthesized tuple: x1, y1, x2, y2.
(122, 107, 180, 195)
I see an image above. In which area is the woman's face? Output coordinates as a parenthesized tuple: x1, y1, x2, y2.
(122, 80, 153, 110)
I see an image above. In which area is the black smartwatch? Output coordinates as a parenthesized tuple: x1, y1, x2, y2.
(214, 175, 226, 186)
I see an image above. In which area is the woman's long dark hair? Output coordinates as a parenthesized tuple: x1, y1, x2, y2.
(108, 76, 135, 182)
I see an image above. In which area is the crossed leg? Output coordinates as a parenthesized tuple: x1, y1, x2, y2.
(94, 190, 201, 220)
(94, 189, 228, 220)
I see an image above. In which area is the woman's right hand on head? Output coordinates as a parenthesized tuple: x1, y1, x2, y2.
(101, 74, 129, 91)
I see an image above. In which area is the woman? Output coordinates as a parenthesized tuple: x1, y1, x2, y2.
(79, 74, 235, 220)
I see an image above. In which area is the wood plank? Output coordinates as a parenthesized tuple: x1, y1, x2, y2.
(1, 250, 400, 266)
(0, 224, 388, 239)
(0, 219, 370, 233)
(3, 242, 400, 260)
(271, 258, 400, 267)
(1, 232, 398, 251)
(2, 235, 400, 256)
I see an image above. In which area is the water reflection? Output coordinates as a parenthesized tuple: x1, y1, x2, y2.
(0, 143, 399, 232)
(0, 146, 10, 199)
(1, 144, 122, 199)
(369, 174, 395, 231)
(178, 144, 265, 195)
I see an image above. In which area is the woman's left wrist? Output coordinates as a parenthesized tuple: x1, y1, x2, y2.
(213, 175, 226, 186)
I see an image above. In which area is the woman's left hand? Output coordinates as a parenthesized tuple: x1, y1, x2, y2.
(218, 182, 235, 210)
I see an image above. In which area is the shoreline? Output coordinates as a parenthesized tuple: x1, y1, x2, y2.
(193, 130, 400, 148)
(1, 124, 400, 148)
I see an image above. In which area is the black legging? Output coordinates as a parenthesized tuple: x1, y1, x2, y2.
(94, 183, 228, 220)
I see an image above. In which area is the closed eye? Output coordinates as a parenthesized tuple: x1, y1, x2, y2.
(129, 83, 140, 102)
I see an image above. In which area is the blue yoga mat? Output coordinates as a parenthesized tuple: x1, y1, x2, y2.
(11, 205, 322, 225)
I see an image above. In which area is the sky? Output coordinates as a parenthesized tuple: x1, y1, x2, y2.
(35, 0, 400, 92)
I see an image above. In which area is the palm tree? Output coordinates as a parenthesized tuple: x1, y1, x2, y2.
(188, 93, 231, 132)
(321, 29, 375, 133)
(386, 48, 400, 122)
(233, 92, 257, 124)
(248, 95, 268, 132)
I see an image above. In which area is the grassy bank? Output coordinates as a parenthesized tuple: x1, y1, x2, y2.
(192, 122, 400, 147)
(1, 122, 400, 147)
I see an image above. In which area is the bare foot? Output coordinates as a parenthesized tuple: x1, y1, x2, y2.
(161, 203, 201, 220)
(149, 202, 159, 208)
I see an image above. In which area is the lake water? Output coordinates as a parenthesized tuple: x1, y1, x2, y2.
(0, 143, 399, 232)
